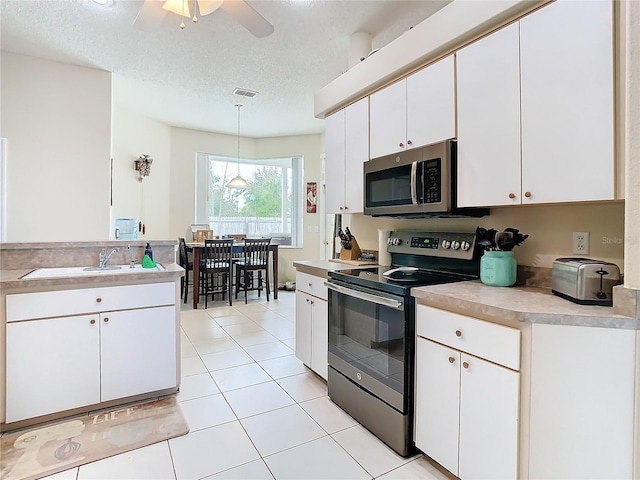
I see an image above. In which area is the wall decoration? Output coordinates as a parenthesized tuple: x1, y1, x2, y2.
(134, 154, 153, 181)
(306, 182, 317, 213)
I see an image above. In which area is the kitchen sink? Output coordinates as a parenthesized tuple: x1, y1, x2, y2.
(21, 264, 166, 279)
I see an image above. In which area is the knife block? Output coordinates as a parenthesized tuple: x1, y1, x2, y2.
(340, 237, 362, 260)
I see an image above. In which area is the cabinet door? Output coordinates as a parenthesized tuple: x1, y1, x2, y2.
(6, 315, 101, 422)
(310, 297, 328, 380)
(100, 306, 177, 401)
(369, 79, 406, 158)
(406, 55, 455, 150)
(344, 97, 369, 214)
(458, 353, 519, 480)
(295, 291, 312, 367)
(520, 0, 614, 203)
(414, 337, 460, 476)
(324, 109, 346, 214)
(456, 23, 522, 207)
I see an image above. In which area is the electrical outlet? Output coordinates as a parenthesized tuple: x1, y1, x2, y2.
(572, 232, 589, 255)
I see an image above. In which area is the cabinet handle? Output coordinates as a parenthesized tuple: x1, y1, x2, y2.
(96, 297, 102, 303)
(103, 317, 109, 323)
(90, 319, 96, 325)
(463, 361, 470, 369)
(344, 206, 348, 211)
(308, 283, 313, 287)
(524, 191, 532, 198)
(339, 206, 344, 211)
(310, 300, 314, 305)
(448, 356, 455, 364)
(407, 140, 413, 146)
(508, 193, 516, 199)
(455, 330, 462, 337)
(399, 142, 404, 148)
(306, 298, 309, 303)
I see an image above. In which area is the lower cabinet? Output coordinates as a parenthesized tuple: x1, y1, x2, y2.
(5, 282, 178, 423)
(295, 272, 328, 380)
(415, 305, 520, 479)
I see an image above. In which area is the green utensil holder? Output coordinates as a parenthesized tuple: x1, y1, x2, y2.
(480, 250, 517, 287)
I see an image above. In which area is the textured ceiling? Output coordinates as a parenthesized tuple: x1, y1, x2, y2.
(1, 0, 450, 138)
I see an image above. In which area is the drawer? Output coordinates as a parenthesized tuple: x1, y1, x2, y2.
(6, 282, 176, 322)
(296, 272, 328, 300)
(416, 304, 520, 371)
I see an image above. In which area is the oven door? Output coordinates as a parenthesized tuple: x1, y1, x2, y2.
(364, 148, 424, 216)
(325, 280, 411, 413)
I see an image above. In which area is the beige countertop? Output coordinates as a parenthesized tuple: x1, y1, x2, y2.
(412, 280, 640, 330)
(293, 260, 377, 278)
(0, 263, 184, 291)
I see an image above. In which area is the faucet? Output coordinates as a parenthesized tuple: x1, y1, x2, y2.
(99, 247, 120, 268)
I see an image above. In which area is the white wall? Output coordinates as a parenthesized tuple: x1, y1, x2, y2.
(112, 106, 171, 240)
(0, 52, 112, 242)
(169, 127, 324, 282)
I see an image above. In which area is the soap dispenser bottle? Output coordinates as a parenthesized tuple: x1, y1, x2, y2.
(144, 242, 153, 261)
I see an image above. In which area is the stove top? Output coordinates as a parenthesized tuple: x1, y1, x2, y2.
(327, 231, 481, 296)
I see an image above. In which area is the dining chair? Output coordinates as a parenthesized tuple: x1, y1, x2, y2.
(235, 238, 272, 304)
(178, 238, 193, 304)
(195, 229, 214, 243)
(200, 238, 234, 308)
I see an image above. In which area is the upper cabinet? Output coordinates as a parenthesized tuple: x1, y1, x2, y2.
(369, 55, 455, 159)
(457, 0, 614, 207)
(325, 97, 369, 214)
(519, 0, 614, 203)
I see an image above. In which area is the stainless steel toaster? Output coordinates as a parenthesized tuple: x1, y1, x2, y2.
(551, 258, 621, 306)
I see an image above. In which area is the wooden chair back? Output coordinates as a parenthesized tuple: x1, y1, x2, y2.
(201, 239, 233, 272)
(239, 238, 271, 268)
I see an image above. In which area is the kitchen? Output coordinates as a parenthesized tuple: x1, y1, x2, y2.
(1, 0, 639, 479)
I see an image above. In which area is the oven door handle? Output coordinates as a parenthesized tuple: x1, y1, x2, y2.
(325, 282, 404, 310)
(410, 161, 418, 205)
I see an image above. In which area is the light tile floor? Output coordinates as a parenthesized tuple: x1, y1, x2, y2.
(42, 290, 453, 480)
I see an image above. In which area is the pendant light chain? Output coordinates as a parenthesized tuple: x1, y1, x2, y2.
(236, 103, 242, 174)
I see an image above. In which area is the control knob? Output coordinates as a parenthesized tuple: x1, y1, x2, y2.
(451, 241, 461, 250)
(388, 237, 401, 246)
(460, 241, 471, 251)
(442, 240, 451, 249)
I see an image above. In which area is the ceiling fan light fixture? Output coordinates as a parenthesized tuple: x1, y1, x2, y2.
(198, 0, 224, 16)
(162, 0, 190, 18)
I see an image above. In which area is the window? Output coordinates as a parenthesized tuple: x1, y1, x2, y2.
(196, 153, 303, 247)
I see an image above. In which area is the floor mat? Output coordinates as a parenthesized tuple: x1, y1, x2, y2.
(1, 396, 189, 480)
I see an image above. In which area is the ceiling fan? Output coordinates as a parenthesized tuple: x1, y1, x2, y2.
(134, 0, 274, 38)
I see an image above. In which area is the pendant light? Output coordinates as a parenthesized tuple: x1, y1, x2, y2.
(226, 104, 250, 189)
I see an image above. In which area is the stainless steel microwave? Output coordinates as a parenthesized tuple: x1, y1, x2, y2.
(363, 140, 488, 218)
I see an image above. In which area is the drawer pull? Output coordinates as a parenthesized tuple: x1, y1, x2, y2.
(508, 193, 516, 199)
(448, 356, 455, 364)
(96, 297, 102, 303)
(463, 361, 470, 369)
(103, 317, 109, 323)
(90, 319, 96, 325)
(309, 283, 312, 287)
(455, 330, 462, 337)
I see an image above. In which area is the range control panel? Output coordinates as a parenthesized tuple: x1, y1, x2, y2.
(387, 231, 477, 260)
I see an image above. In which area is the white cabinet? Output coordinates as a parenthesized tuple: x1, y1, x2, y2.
(457, 0, 614, 207)
(295, 272, 328, 380)
(457, 22, 522, 207)
(370, 55, 455, 159)
(6, 314, 101, 423)
(324, 97, 368, 214)
(415, 305, 520, 479)
(528, 323, 635, 479)
(519, 0, 614, 204)
(5, 282, 178, 423)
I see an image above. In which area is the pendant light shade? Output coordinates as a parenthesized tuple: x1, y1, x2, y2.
(226, 104, 249, 189)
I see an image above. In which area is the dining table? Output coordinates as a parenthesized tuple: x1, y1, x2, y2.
(186, 241, 279, 308)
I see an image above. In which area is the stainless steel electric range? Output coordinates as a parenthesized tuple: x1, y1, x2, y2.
(325, 231, 481, 456)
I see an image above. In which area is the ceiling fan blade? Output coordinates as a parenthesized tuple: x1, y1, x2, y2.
(197, 0, 223, 16)
(133, 0, 168, 31)
(220, 0, 274, 38)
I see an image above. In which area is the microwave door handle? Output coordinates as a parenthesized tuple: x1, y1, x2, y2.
(411, 161, 418, 204)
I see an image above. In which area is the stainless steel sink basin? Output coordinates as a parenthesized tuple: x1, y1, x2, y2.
(21, 264, 166, 279)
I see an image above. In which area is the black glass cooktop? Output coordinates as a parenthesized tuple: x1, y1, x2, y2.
(328, 266, 475, 296)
